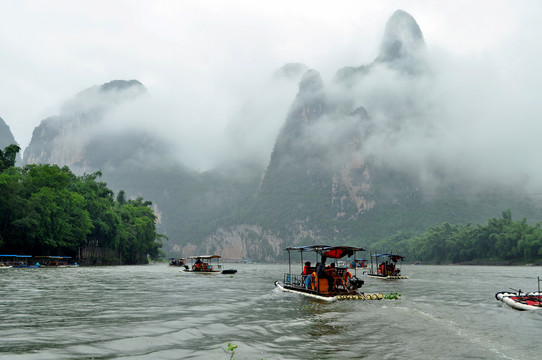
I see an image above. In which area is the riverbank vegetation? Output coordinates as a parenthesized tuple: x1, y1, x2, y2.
(372, 209, 542, 265)
(0, 145, 163, 264)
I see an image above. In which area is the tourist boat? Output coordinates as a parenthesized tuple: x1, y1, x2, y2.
(349, 258, 368, 268)
(366, 253, 408, 279)
(275, 245, 370, 302)
(1, 255, 40, 268)
(168, 257, 185, 266)
(496, 277, 542, 311)
(181, 255, 237, 274)
(36, 256, 79, 267)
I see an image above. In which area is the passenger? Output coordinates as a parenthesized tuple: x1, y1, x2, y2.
(302, 261, 311, 275)
(317, 256, 327, 278)
(194, 258, 203, 270)
(304, 272, 312, 289)
(302, 261, 311, 288)
(325, 263, 337, 290)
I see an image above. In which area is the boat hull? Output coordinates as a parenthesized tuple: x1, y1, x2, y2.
(274, 281, 337, 302)
(221, 269, 237, 274)
(181, 269, 220, 274)
(367, 274, 408, 280)
(496, 291, 542, 310)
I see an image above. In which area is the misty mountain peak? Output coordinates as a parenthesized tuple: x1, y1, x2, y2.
(273, 63, 308, 81)
(23, 79, 148, 169)
(61, 80, 146, 118)
(298, 69, 324, 94)
(378, 10, 425, 63)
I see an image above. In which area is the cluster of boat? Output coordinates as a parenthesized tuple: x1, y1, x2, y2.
(0, 255, 78, 269)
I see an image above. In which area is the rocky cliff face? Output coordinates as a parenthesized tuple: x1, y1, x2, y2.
(0, 117, 17, 148)
(23, 80, 147, 171)
(184, 9, 431, 259)
(0, 117, 22, 165)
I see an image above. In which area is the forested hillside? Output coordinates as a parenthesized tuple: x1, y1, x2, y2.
(0, 145, 162, 264)
(371, 210, 542, 265)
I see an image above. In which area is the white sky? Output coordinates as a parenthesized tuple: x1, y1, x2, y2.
(1, 0, 542, 173)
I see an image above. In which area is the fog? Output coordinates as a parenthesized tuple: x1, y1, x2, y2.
(1, 1, 542, 190)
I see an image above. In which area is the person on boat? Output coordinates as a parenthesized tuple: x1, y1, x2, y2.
(302, 261, 312, 276)
(317, 256, 327, 278)
(316, 256, 334, 291)
(194, 258, 203, 270)
(325, 263, 337, 290)
(301, 262, 311, 288)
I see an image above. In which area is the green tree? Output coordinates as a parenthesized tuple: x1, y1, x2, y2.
(0, 144, 20, 172)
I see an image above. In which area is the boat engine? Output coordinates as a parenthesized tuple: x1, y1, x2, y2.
(349, 277, 364, 289)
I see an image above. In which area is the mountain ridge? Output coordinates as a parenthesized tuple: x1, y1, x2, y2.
(2, 10, 540, 261)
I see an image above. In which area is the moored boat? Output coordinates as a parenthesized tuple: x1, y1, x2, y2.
(496, 277, 542, 311)
(36, 256, 79, 267)
(275, 245, 368, 302)
(1, 255, 40, 268)
(181, 255, 237, 274)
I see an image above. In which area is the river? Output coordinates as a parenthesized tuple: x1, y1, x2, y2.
(1, 263, 541, 359)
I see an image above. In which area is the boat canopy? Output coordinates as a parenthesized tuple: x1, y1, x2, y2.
(187, 255, 221, 260)
(284, 245, 365, 259)
(372, 254, 405, 262)
(0, 254, 32, 258)
(284, 245, 330, 252)
(35, 256, 72, 259)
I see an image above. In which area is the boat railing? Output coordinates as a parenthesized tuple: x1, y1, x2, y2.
(284, 273, 304, 287)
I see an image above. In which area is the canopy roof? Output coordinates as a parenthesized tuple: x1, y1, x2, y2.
(187, 255, 221, 259)
(0, 254, 32, 258)
(284, 245, 365, 259)
(284, 245, 330, 252)
(35, 256, 72, 259)
(372, 253, 405, 262)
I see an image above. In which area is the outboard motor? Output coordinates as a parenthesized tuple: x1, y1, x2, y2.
(349, 276, 364, 289)
(183, 265, 189, 270)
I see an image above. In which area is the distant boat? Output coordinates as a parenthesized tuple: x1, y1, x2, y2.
(36, 256, 79, 267)
(168, 257, 185, 266)
(413, 261, 421, 265)
(0, 255, 40, 268)
(181, 255, 237, 274)
(366, 253, 409, 279)
(348, 259, 368, 268)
